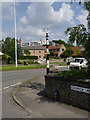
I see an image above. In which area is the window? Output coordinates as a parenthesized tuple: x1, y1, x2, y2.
(39, 56, 41, 58)
(62, 49, 64, 51)
(57, 49, 59, 52)
(39, 51, 41, 53)
(33, 51, 35, 53)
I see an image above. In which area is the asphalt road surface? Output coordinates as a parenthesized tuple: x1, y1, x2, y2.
(1, 68, 89, 118)
(2, 69, 46, 118)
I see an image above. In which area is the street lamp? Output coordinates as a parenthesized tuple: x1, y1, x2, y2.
(44, 28, 49, 74)
(87, 12, 90, 35)
(14, 2, 18, 67)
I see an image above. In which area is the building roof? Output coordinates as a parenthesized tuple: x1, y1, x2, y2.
(71, 46, 85, 56)
(44, 44, 64, 51)
(22, 45, 45, 50)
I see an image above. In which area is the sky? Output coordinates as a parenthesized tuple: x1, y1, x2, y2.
(0, 1, 89, 43)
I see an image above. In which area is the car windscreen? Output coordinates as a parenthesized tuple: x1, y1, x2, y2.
(73, 59, 82, 63)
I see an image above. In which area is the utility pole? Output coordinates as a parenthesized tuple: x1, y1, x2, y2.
(44, 28, 49, 74)
(87, 12, 90, 35)
(14, 2, 17, 67)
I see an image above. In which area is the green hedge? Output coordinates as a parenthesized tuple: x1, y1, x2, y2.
(58, 69, 90, 79)
(2, 54, 7, 60)
(18, 56, 38, 60)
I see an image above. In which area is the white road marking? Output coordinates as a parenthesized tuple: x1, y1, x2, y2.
(1, 82, 21, 90)
(3, 86, 10, 89)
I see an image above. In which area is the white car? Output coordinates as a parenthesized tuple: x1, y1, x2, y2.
(70, 58, 88, 70)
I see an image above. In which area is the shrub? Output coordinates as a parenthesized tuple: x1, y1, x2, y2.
(18, 61, 22, 64)
(27, 61, 39, 64)
(58, 69, 90, 79)
(21, 61, 24, 64)
(18, 56, 38, 60)
(2, 54, 7, 60)
(10, 61, 15, 64)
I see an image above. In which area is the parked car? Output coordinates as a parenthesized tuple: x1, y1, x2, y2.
(70, 58, 88, 70)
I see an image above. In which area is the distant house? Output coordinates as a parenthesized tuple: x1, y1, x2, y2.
(44, 44, 66, 57)
(71, 46, 85, 57)
(21, 40, 46, 47)
(22, 46, 45, 59)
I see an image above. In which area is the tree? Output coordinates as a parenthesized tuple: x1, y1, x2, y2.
(53, 39, 74, 47)
(50, 51, 54, 57)
(53, 40, 65, 45)
(83, 36, 90, 60)
(2, 37, 15, 61)
(65, 24, 87, 46)
(24, 49, 30, 56)
(74, 49, 80, 57)
(2, 37, 23, 62)
(68, 1, 90, 61)
(62, 47, 73, 58)
(17, 40, 23, 59)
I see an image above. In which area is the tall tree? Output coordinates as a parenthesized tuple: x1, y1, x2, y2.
(53, 39, 74, 47)
(17, 40, 23, 59)
(65, 24, 87, 46)
(2, 37, 15, 61)
(2, 37, 23, 62)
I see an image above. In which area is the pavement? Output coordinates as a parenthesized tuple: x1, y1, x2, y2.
(13, 76, 89, 118)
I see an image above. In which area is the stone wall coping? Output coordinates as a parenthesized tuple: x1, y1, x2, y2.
(44, 75, 90, 83)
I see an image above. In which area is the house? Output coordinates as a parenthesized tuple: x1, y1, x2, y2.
(44, 44, 66, 57)
(22, 46, 45, 59)
(71, 46, 85, 57)
(20, 39, 46, 47)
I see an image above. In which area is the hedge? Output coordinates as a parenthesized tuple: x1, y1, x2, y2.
(18, 56, 38, 60)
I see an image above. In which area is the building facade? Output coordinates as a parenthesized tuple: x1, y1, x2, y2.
(22, 46, 45, 59)
(44, 44, 66, 57)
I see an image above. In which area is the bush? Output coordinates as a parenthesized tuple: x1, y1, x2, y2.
(21, 61, 24, 64)
(27, 61, 39, 64)
(18, 56, 38, 60)
(18, 61, 22, 64)
(2, 54, 7, 60)
(58, 69, 90, 79)
(35, 61, 39, 64)
(10, 60, 15, 64)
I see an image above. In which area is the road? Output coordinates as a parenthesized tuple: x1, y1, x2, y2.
(1, 68, 89, 118)
(2, 69, 46, 118)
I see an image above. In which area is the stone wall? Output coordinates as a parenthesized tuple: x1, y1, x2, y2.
(44, 75, 90, 111)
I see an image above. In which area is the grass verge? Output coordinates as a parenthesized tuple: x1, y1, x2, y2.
(50, 62, 66, 64)
(58, 69, 90, 79)
(1, 65, 53, 71)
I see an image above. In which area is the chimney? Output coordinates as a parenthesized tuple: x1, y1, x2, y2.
(19, 38, 22, 45)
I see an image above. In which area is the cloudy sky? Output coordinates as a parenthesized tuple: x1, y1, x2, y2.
(1, 1, 88, 43)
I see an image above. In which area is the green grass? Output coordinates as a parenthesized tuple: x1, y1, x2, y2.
(59, 64, 68, 66)
(58, 69, 90, 79)
(50, 62, 66, 64)
(1, 65, 53, 71)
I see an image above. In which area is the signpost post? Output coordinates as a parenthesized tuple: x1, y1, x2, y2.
(44, 28, 49, 74)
